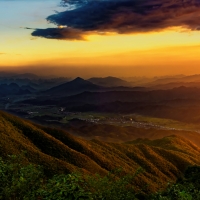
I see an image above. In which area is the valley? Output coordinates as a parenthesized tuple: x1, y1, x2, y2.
(6, 104, 200, 135)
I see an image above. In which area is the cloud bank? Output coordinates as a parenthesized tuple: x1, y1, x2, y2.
(32, 0, 200, 40)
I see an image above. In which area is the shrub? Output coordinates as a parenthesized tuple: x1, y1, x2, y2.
(152, 166, 200, 200)
(1, 154, 200, 200)
(0, 154, 43, 200)
(37, 173, 93, 200)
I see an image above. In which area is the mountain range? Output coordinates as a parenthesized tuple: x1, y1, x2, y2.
(5, 74, 200, 125)
(46, 77, 103, 96)
(19, 79, 200, 123)
(45, 77, 145, 96)
(0, 72, 40, 79)
(3, 73, 200, 93)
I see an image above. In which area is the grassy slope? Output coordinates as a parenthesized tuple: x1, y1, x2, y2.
(0, 111, 200, 193)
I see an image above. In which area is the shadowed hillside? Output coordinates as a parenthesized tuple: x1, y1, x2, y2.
(0, 111, 200, 193)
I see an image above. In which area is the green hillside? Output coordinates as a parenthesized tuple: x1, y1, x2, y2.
(0, 111, 200, 193)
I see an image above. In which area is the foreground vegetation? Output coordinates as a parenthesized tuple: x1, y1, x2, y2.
(1, 154, 200, 200)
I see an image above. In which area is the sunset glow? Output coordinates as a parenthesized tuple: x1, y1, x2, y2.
(1, 0, 200, 77)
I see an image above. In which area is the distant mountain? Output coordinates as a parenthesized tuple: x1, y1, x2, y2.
(46, 77, 103, 96)
(20, 85, 200, 123)
(121, 75, 185, 86)
(0, 83, 31, 96)
(145, 74, 200, 87)
(45, 77, 148, 97)
(88, 76, 131, 87)
(59, 87, 200, 105)
(0, 78, 33, 87)
(11, 73, 39, 80)
(0, 71, 18, 77)
(0, 72, 39, 79)
(0, 76, 72, 91)
(1, 111, 200, 193)
(151, 81, 200, 90)
(176, 74, 200, 82)
(48, 87, 200, 123)
(21, 85, 36, 92)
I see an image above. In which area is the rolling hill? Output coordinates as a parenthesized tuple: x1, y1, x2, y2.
(0, 111, 200, 193)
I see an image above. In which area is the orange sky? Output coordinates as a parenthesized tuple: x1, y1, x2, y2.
(1, 1, 200, 77)
(2, 28, 200, 77)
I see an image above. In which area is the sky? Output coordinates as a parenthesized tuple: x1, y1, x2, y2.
(1, 0, 200, 77)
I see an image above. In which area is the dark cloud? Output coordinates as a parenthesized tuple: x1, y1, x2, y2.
(32, 27, 88, 40)
(32, 0, 200, 40)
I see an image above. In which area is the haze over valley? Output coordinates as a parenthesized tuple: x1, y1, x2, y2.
(2, 72, 200, 140)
